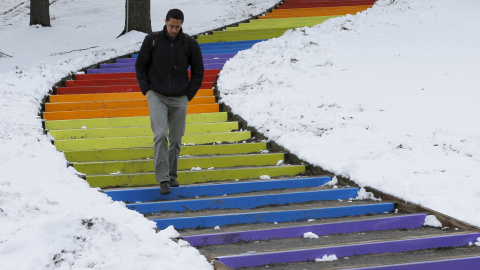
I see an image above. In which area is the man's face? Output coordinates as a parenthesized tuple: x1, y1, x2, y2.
(165, 18, 182, 39)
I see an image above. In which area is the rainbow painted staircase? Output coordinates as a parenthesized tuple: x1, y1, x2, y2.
(43, 0, 480, 269)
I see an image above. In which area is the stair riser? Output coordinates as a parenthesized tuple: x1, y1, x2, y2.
(128, 188, 359, 214)
(49, 89, 214, 103)
(64, 143, 267, 162)
(217, 233, 480, 268)
(153, 203, 395, 229)
(54, 131, 251, 151)
(105, 177, 331, 202)
(45, 96, 215, 112)
(74, 153, 284, 175)
(43, 103, 219, 121)
(184, 214, 428, 247)
(49, 122, 238, 140)
(87, 165, 306, 188)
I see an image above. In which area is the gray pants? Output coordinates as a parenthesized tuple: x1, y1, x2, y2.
(147, 91, 188, 183)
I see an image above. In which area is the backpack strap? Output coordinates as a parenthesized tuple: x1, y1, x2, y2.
(148, 31, 160, 53)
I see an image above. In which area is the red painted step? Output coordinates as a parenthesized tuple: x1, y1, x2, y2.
(65, 75, 217, 87)
(75, 69, 221, 80)
(58, 82, 215, 95)
(278, 0, 376, 9)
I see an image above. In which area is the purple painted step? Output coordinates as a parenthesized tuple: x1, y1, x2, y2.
(217, 233, 480, 268)
(115, 54, 235, 63)
(348, 256, 480, 270)
(103, 58, 229, 68)
(183, 214, 427, 247)
(87, 67, 134, 74)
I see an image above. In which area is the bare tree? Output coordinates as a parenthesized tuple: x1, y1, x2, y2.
(30, 0, 50, 27)
(119, 0, 151, 36)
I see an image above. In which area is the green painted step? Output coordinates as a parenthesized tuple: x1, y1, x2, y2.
(197, 33, 285, 43)
(198, 30, 286, 40)
(54, 131, 252, 151)
(227, 16, 337, 30)
(49, 122, 239, 140)
(73, 153, 285, 175)
(45, 112, 228, 130)
(247, 15, 339, 25)
(64, 143, 267, 162)
(87, 165, 306, 188)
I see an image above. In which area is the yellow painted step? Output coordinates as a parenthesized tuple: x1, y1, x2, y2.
(64, 143, 268, 162)
(87, 165, 306, 188)
(45, 112, 228, 130)
(49, 122, 239, 140)
(54, 131, 252, 151)
(73, 153, 285, 175)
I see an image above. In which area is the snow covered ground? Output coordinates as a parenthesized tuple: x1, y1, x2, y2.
(219, 0, 480, 227)
(1, 0, 479, 269)
(0, 0, 278, 269)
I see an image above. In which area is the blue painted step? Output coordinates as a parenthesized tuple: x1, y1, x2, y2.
(183, 214, 428, 247)
(153, 203, 395, 230)
(105, 177, 332, 203)
(127, 188, 360, 214)
(217, 233, 480, 268)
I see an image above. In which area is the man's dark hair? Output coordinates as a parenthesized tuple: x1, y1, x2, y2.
(166, 9, 184, 23)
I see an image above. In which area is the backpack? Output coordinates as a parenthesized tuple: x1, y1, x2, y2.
(148, 31, 192, 60)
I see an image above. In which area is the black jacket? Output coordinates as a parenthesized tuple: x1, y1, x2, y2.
(135, 26, 204, 100)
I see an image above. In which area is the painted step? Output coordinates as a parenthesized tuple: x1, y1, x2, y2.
(198, 39, 265, 49)
(227, 17, 338, 31)
(215, 232, 480, 268)
(278, 1, 376, 9)
(105, 177, 332, 203)
(43, 103, 219, 121)
(56, 83, 214, 95)
(53, 131, 252, 151)
(86, 67, 219, 74)
(45, 112, 227, 130)
(45, 96, 215, 112)
(75, 69, 221, 80)
(87, 164, 306, 188)
(197, 32, 288, 43)
(49, 122, 238, 140)
(128, 188, 360, 215)
(63, 142, 267, 162)
(348, 256, 480, 270)
(153, 203, 394, 230)
(73, 152, 285, 175)
(49, 89, 214, 103)
(183, 214, 427, 247)
(260, 5, 371, 19)
(65, 75, 217, 86)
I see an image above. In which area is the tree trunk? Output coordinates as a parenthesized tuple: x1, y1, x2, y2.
(119, 0, 152, 36)
(30, 0, 50, 27)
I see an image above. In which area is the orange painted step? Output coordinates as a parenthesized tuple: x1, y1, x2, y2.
(43, 104, 219, 121)
(49, 90, 214, 103)
(65, 75, 217, 87)
(57, 82, 214, 95)
(75, 69, 221, 80)
(45, 96, 216, 112)
(260, 5, 370, 18)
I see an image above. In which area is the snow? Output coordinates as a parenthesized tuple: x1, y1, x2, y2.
(303, 232, 319, 239)
(0, 0, 278, 269)
(315, 254, 338, 262)
(218, 0, 480, 227)
(423, 215, 443, 228)
(2, 0, 480, 269)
